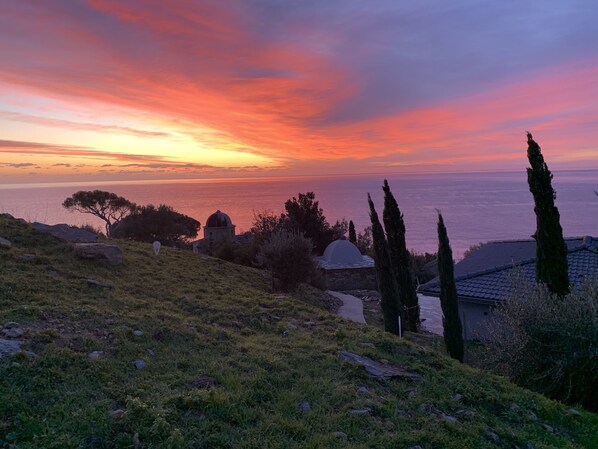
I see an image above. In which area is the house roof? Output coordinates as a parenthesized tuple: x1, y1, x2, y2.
(205, 210, 234, 228)
(418, 236, 597, 302)
(315, 239, 374, 270)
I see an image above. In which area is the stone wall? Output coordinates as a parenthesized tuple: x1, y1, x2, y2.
(322, 267, 378, 291)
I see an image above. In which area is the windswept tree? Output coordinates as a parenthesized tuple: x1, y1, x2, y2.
(348, 220, 357, 244)
(437, 212, 464, 362)
(526, 132, 569, 296)
(382, 180, 420, 332)
(111, 204, 200, 246)
(63, 190, 135, 236)
(368, 193, 402, 336)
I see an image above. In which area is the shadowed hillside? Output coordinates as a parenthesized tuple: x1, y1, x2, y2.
(0, 215, 596, 448)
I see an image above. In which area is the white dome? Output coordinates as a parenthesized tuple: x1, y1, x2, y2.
(323, 240, 363, 265)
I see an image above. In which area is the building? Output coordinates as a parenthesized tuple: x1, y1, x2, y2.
(315, 239, 377, 290)
(418, 236, 598, 340)
(193, 210, 236, 254)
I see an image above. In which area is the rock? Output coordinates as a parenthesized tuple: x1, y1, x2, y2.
(349, 409, 371, 416)
(32, 222, 97, 243)
(188, 375, 217, 390)
(0, 237, 12, 248)
(567, 408, 581, 416)
(527, 411, 538, 421)
(383, 419, 395, 430)
(441, 414, 457, 424)
(133, 432, 141, 449)
(359, 342, 375, 348)
(337, 351, 421, 380)
(2, 322, 23, 339)
(298, 401, 311, 414)
(105, 319, 114, 325)
(407, 446, 423, 449)
(133, 359, 146, 369)
(282, 330, 289, 337)
(87, 279, 114, 289)
(485, 431, 500, 444)
(274, 295, 287, 300)
(133, 330, 143, 337)
(75, 243, 123, 266)
(332, 431, 347, 441)
(452, 393, 463, 402)
(89, 351, 104, 360)
(0, 338, 22, 357)
(108, 409, 125, 418)
(357, 386, 369, 395)
(542, 423, 554, 433)
(15, 253, 36, 263)
(146, 348, 156, 357)
(510, 403, 521, 412)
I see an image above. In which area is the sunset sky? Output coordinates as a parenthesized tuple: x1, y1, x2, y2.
(1, 0, 597, 183)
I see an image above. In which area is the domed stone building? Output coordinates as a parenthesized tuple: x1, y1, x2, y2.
(192, 210, 236, 254)
(315, 239, 376, 290)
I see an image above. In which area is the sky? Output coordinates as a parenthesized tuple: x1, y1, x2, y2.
(1, 0, 597, 183)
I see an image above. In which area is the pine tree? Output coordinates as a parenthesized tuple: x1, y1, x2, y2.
(382, 180, 420, 332)
(348, 220, 357, 244)
(437, 212, 464, 362)
(368, 194, 402, 335)
(526, 132, 569, 296)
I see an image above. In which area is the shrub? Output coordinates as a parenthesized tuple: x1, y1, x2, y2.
(112, 204, 200, 246)
(213, 238, 259, 267)
(482, 273, 598, 411)
(256, 231, 317, 291)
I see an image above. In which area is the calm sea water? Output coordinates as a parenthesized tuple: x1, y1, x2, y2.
(1, 170, 596, 258)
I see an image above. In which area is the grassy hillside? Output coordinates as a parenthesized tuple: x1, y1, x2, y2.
(0, 215, 596, 449)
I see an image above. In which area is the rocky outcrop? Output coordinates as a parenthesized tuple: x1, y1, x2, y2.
(32, 222, 97, 243)
(74, 243, 123, 265)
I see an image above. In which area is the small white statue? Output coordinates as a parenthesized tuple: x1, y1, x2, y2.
(153, 241, 161, 256)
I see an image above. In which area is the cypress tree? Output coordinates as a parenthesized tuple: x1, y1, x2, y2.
(437, 212, 464, 362)
(348, 220, 357, 244)
(382, 180, 420, 332)
(526, 132, 569, 296)
(368, 194, 402, 335)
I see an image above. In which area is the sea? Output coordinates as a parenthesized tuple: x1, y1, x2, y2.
(1, 170, 596, 259)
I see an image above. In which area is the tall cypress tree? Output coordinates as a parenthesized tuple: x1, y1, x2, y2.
(348, 220, 357, 244)
(368, 194, 402, 335)
(437, 212, 464, 362)
(526, 132, 569, 296)
(382, 180, 420, 332)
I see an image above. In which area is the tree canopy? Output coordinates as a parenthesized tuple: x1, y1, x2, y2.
(62, 190, 135, 236)
(111, 204, 200, 246)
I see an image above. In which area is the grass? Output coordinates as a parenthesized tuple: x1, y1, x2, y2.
(0, 215, 597, 448)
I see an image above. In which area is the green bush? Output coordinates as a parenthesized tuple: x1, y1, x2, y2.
(256, 231, 317, 291)
(482, 274, 598, 411)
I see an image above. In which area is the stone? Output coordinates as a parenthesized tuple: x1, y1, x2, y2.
(567, 408, 581, 416)
(441, 414, 457, 424)
(133, 432, 141, 449)
(360, 342, 375, 348)
(357, 386, 369, 395)
(109, 409, 125, 418)
(298, 401, 311, 414)
(485, 431, 500, 444)
(349, 409, 370, 416)
(408, 446, 423, 449)
(0, 338, 22, 357)
(542, 424, 554, 433)
(133, 359, 146, 369)
(510, 403, 521, 412)
(337, 351, 421, 380)
(275, 295, 287, 300)
(282, 330, 289, 337)
(527, 411, 538, 421)
(0, 237, 11, 248)
(87, 279, 114, 289)
(32, 222, 97, 243)
(188, 375, 217, 390)
(2, 322, 23, 339)
(15, 254, 36, 263)
(89, 351, 104, 360)
(146, 349, 156, 357)
(332, 432, 347, 441)
(75, 243, 123, 265)
(452, 393, 463, 402)
(133, 330, 143, 337)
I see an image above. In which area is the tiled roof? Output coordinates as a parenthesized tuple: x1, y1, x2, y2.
(418, 237, 597, 302)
